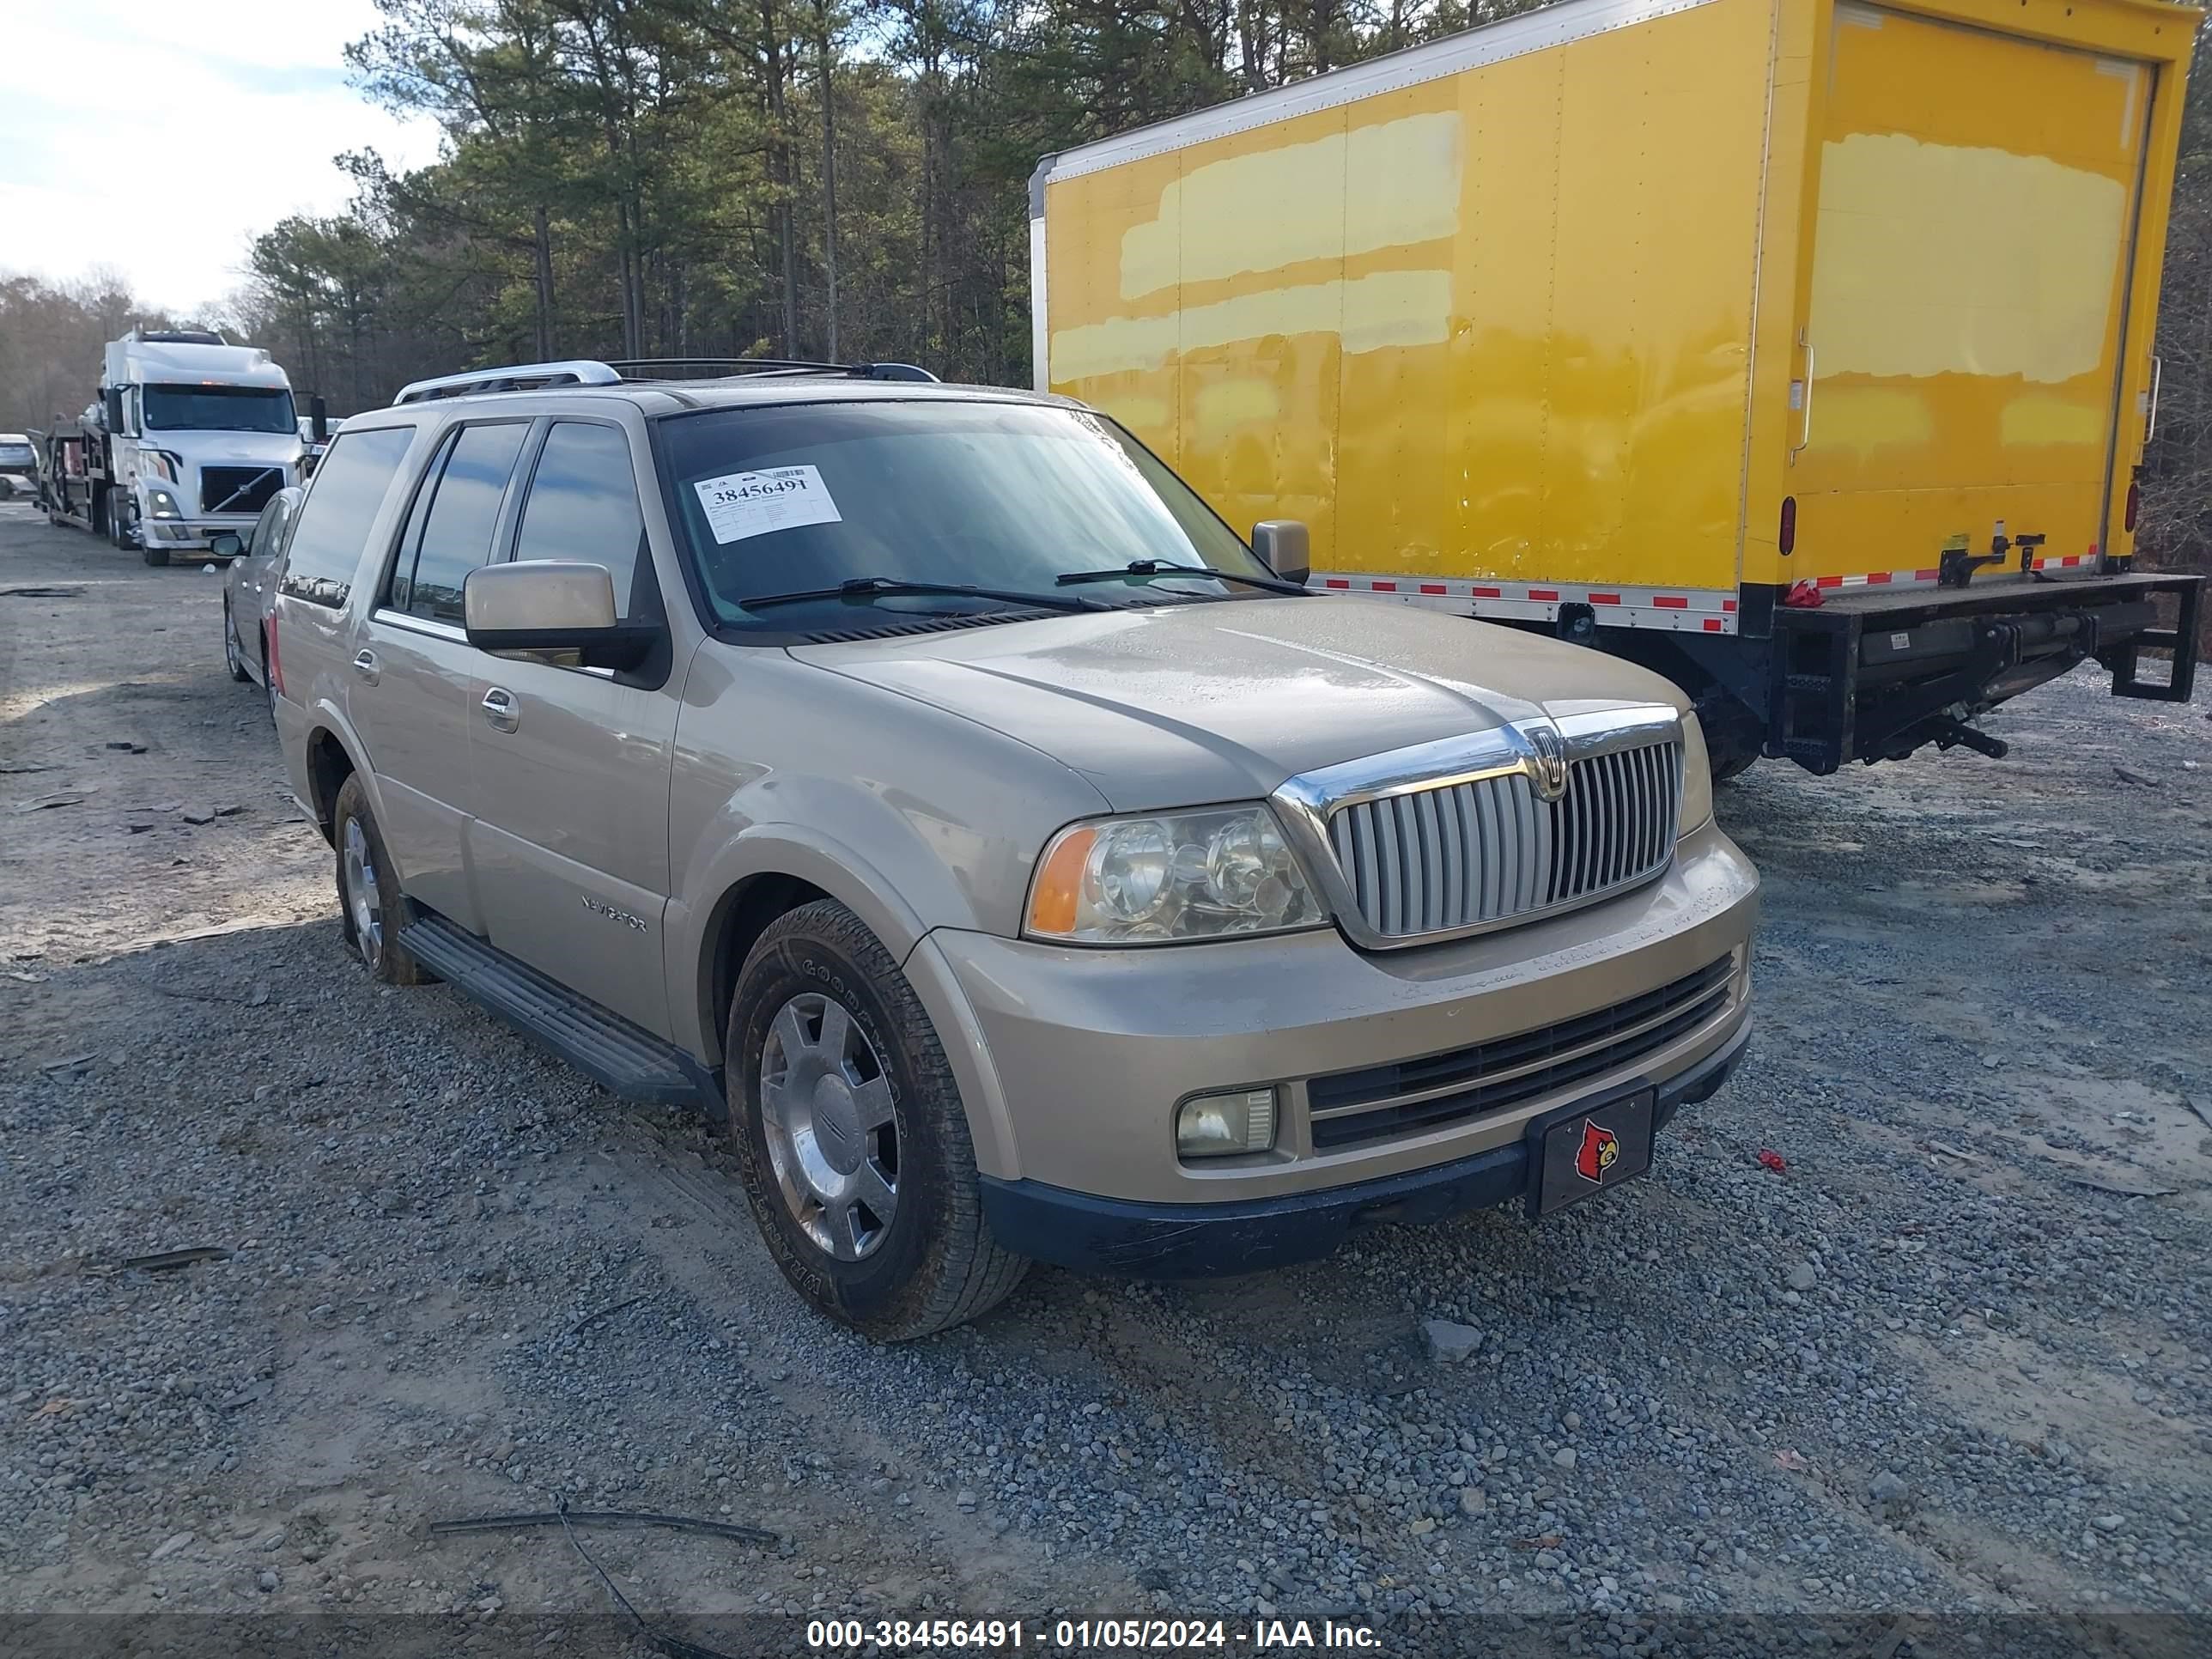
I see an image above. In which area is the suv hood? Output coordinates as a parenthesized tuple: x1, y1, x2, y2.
(792, 597, 1686, 810)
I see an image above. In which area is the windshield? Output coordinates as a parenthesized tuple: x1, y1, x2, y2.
(657, 400, 1274, 627)
(0, 442, 32, 465)
(143, 385, 296, 434)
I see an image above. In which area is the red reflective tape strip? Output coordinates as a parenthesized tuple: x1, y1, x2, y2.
(1814, 575, 1845, 588)
(1722, 599, 1738, 612)
(1323, 578, 1351, 588)
(1528, 587, 1559, 601)
(1370, 580, 1398, 592)
(1470, 586, 1503, 599)
(1419, 582, 1449, 595)
(1589, 592, 1621, 605)
(1652, 596, 1687, 610)
(1865, 571, 1893, 584)
(1913, 568, 1939, 582)
(1702, 618, 1723, 632)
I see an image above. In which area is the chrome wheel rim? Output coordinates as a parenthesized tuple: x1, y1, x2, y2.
(342, 817, 382, 967)
(758, 993, 898, 1261)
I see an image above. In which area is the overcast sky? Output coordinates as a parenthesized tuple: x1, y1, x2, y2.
(0, 0, 441, 314)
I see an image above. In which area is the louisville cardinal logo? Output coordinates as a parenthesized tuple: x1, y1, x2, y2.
(1575, 1121, 1620, 1183)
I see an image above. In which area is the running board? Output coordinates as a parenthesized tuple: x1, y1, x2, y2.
(398, 915, 719, 1111)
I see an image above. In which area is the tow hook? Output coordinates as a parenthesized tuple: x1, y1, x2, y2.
(1933, 719, 2008, 760)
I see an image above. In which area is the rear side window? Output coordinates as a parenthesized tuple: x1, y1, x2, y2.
(513, 422, 649, 618)
(280, 426, 416, 607)
(247, 493, 290, 557)
(391, 422, 529, 623)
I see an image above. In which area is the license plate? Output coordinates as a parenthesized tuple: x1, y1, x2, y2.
(1528, 1086, 1656, 1218)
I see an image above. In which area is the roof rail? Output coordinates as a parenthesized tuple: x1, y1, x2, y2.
(393, 356, 940, 405)
(392, 361, 623, 405)
(609, 357, 940, 384)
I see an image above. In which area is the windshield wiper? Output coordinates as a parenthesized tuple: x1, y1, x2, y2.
(738, 575, 1109, 614)
(1055, 559, 1308, 595)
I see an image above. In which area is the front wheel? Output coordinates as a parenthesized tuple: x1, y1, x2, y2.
(727, 900, 1027, 1340)
(331, 775, 427, 986)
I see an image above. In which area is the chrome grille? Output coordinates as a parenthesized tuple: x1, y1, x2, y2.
(1324, 737, 1682, 943)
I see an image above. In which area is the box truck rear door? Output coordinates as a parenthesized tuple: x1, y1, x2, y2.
(1792, 3, 2152, 579)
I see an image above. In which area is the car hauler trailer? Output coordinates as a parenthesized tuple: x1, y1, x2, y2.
(1030, 0, 2203, 775)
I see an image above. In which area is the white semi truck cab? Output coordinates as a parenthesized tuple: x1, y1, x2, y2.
(92, 329, 307, 565)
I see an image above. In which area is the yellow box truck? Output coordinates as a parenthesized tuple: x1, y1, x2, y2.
(1030, 0, 2204, 777)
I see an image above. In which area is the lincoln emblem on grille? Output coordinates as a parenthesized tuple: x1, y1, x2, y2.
(1525, 722, 1569, 802)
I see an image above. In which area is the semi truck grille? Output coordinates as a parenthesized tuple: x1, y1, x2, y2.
(200, 466, 282, 515)
(1305, 953, 1735, 1150)
(1324, 738, 1683, 942)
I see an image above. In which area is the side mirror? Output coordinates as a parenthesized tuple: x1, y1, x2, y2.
(209, 530, 244, 557)
(103, 388, 127, 434)
(309, 396, 328, 444)
(1249, 520, 1310, 587)
(463, 561, 658, 671)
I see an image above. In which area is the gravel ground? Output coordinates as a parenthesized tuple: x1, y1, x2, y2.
(3, 503, 2209, 1656)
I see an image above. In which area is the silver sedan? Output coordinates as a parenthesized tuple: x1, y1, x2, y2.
(219, 484, 303, 708)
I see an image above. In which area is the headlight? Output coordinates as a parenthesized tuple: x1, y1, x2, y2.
(1025, 805, 1327, 944)
(1679, 713, 1714, 836)
(146, 488, 181, 519)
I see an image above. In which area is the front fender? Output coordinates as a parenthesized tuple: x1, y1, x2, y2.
(664, 819, 1023, 1180)
(672, 820, 934, 1038)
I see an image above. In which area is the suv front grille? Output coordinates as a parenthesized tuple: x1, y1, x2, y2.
(1305, 952, 1734, 1150)
(200, 465, 283, 515)
(1324, 738, 1682, 941)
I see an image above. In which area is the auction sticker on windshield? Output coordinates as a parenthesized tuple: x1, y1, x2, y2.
(694, 465, 842, 544)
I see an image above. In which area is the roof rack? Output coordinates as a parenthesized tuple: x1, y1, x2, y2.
(392, 356, 939, 406)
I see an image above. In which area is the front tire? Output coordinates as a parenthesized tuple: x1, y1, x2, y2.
(727, 900, 1027, 1340)
(331, 775, 427, 985)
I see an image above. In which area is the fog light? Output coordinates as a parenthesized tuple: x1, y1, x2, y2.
(1176, 1088, 1277, 1158)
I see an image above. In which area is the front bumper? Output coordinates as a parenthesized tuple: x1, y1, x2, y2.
(923, 817, 1758, 1214)
(981, 1012, 1750, 1276)
(143, 515, 254, 552)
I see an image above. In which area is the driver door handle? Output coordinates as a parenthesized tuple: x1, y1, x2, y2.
(351, 649, 380, 685)
(481, 687, 519, 733)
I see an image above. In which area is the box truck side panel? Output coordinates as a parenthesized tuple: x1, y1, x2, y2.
(1787, 2, 2154, 580)
(1041, 0, 1778, 613)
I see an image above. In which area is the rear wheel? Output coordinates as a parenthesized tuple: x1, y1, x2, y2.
(222, 599, 252, 682)
(331, 775, 427, 986)
(727, 900, 1027, 1340)
(1693, 684, 1762, 784)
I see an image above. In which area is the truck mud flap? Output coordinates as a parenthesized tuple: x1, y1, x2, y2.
(1762, 571, 2202, 774)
